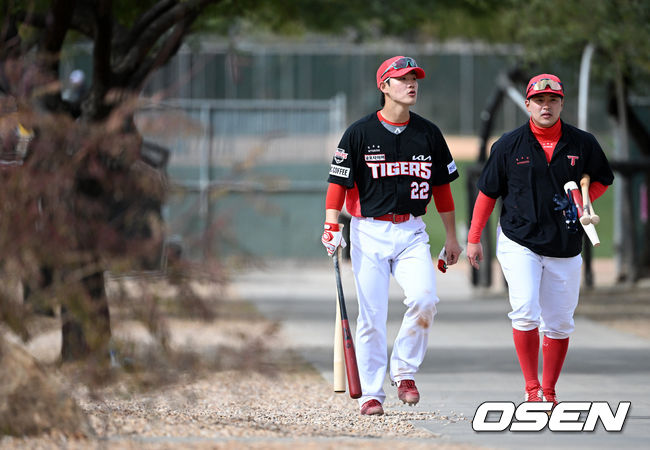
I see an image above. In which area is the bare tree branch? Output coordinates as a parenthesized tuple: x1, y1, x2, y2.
(67, 1, 97, 39)
(80, 0, 113, 120)
(0, 5, 20, 58)
(129, 11, 199, 91)
(113, 0, 219, 78)
(12, 11, 47, 30)
(93, 0, 113, 89)
(41, 0, 77, 55)
(9, 4, 47, 56)
(114, 0, 176, 54)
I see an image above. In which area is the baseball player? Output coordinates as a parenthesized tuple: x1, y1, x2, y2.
(466, 74, 614, 405)
(321, 56, 462, 416)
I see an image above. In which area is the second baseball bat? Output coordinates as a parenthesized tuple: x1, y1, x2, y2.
(333, 292, 346, 393)
(580, 174, 592, 225)
(332, 251, 362, 399)
(580, 174, 600, 225)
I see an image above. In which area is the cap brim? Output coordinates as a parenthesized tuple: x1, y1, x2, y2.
(527, 88, 564, 99)
(390, 67, 426, 79)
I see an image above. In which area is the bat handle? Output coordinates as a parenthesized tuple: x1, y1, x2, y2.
(333, 297, 345, 393)
(579, 174, 592, 224)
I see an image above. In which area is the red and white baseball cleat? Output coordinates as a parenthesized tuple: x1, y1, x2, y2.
(543, 389, 559, 407)
(397, 379, 420, 405)
(525, 385, 542, 402)
(360, 399, 384, 415)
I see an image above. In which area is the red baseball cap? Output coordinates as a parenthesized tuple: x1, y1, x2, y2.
(526, 73, 564, 99)
(376, 56, 426, 89)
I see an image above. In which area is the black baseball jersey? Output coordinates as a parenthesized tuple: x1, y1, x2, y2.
(478, 121, 614, 257)
(327, 112, 459, 218)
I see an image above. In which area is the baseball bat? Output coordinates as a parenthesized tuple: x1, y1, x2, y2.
(580, 174, 600, 225)
(333, 291, 346, 393)
(565, 181, 584, 219)
(579, 174, 592, 225)
(332, 251, 362, 399)
(564, 181, 600, 247)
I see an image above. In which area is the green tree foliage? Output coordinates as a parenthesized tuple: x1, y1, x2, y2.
(500, 0, 650, 91)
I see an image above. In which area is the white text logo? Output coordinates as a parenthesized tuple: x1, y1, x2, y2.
(329, 165, 350, 178)
(366, 161, 431, 179)
(472, 401, 631, 432)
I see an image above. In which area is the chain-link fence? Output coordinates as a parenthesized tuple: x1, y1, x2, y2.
(136, 95, 346, 260)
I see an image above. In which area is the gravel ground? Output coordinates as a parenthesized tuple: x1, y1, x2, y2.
(2, 270, 646, 449)
(0, 278, 482, 450)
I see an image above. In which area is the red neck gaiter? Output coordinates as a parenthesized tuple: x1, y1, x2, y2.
(529, 118, 562, 163)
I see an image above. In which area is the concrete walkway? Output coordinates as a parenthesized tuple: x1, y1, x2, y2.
(230, 258, 650, 449)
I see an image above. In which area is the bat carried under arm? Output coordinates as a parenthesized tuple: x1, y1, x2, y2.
(332, 251, 362, 399)
(564, 180, 600, 247)
(580, 174, 600, 225)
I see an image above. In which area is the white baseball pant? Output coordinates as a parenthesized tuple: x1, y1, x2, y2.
(349, 215, 439, 406)
(496, 227, 582, 339)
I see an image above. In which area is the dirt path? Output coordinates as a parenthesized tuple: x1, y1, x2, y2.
(1, 281, 482, 449)
(2, 270, 646, 449)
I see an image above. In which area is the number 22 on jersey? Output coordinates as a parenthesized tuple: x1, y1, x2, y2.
(411, 181, 430, 199)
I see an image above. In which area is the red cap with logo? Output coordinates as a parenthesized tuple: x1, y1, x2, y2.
(376, 56, 426, 89)
(526, 73, 564, 99)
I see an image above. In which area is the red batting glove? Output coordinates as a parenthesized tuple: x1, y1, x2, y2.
(322, 222, 347, 257)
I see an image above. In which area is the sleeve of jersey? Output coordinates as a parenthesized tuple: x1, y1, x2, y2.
(431, 183, 454, 213)
(431, 127, 459, 185)
(589, 181, 608, 202)
(326, 129, 355, 188)
(477, 143, 506, 198)
(583, 133, 615, 186)
(325, 182, 346, 210)
(467, 191, 497, 244)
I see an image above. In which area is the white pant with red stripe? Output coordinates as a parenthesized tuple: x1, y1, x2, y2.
(349, 215, 439, 406)
(496, 227, 582, 339)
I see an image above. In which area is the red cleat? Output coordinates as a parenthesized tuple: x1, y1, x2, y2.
(525, 385, 542, 402)
(360, 399, 384, 416)
(397, 380, 420, 405)
(543, 389, 559, 407)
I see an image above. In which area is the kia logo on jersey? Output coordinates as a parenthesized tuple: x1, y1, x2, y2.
(412, 155, 431, 161)
(567, 155, 579, 166)
(334, 148, 348, 164)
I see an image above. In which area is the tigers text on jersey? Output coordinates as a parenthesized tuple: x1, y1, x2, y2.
(327, 112, 459, 218)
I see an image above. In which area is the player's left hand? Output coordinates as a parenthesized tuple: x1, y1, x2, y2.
(443, 238, 462, 266)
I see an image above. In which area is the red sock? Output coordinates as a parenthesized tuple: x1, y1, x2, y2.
(513, 328, 540, 390)
(542, 336, 569, 393)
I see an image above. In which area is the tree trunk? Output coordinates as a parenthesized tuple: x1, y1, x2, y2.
(61, 268, 111, 363)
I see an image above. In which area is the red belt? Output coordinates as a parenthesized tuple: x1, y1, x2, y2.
(374, 213, 411, 223)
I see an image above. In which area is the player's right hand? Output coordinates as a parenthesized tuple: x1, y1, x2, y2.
(322, 222, 347, 257)
(466, 242, 483, 270)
